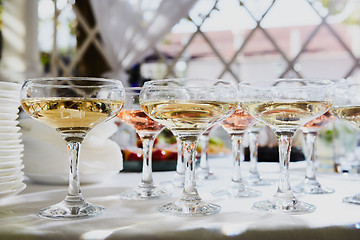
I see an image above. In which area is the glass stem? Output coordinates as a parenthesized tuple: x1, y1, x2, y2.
(230, 133, 245, 187)
(65, 140, 84, 204)
(275, 132, 296, 199)
(303, 131, 318, 181)
(199, 134, 210, 171)
(139, 136, 156, 189)
(182, 139, 200, 201)
(176, 138, 185, 175)
(248, 130, 260, 179)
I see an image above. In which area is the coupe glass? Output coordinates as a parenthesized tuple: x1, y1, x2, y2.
(331, 82, 360, 205)
(293, 111, 335, 194)
(246, 122, 274, 186)
(212, 107, 261, 198)
(140, 78, 237, 216)
(20, 77, 125, 219)
(239, 79, 334, 214)
(117, 87, 168, 200)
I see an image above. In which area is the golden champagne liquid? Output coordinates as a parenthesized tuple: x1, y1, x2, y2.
(21, 97, 124, 135)
(240, 101, 331, 131)
(141, 100, 237, 136)
(331, 106, 360, 128)
(221, 108, 255, 134)
(117, 109, 164, 133)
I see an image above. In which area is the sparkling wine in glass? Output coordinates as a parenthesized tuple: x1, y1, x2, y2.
(212, 108, 261, 198)
(20, 77, 125, 219)
(140, 78, 237, 216)
(331, 82, 360, 205)
(117, 87, 167, 200)
(293, 111, 335, 194)
(239, 79, 334, 214)
(246, 121, 275, 186)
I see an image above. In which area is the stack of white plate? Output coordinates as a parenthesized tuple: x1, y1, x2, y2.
(0, 82, 25, 200)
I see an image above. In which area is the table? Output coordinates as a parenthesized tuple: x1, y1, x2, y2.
(0, 156, 359, 240)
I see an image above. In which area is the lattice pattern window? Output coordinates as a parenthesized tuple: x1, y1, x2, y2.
(45, 0, 360, 83)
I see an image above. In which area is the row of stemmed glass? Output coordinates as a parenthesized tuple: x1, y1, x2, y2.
(20, 77, 360, 220)
(139, 78, 336, 216)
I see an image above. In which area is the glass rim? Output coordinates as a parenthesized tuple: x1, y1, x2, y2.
(124, 87, 142, 98)
(142, 78, 235, 88)
(24, 77, 123, 88)
(335, 82, 360, 89)
(239, 78, 335, 89)
(125, 87, 142, 91)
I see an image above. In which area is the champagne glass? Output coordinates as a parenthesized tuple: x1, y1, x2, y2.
(117, 87, 168, 200)
(239, 79, 334, 214)
(246, 122, 274, 186)
(140, 78, 237, 216)
(331, 82, 360, 205)
(293, 111, 335, 194)
(212, 108, 261, 198)
(20, 77, 125, 219)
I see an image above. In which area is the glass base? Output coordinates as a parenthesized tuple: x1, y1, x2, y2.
(252, 198, 316, 214)
(246, 177, 275, 186)
(211, 184, 261, 198)
(293, 180, 335, 194)
(39, 199, 105, 219)
(160, 180, 184, 192)
(158, 198, 221, 216)
(197, 168, 216, 180)
(120, 186, 170, 200)
(161, 176, 204, 192)
(343, 194, 360, 205)
(162, 172, 185, 189)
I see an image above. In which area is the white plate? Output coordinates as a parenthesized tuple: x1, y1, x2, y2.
(0, 144, 24, 150)
(0, 177, 24, 192)
(0, 113, 19, 121)
(0, 107, 19, 114)
(0, 120, 19, 127)
(0, 101, 19, 107)
(0, 148, 23, 156)
(0, 82, 21, 90)
(0, 183, 26, 200)
(0, 160, 22, 169)
(25, 170, 120, 185)
(0, 126, 20, 133)
(0, 154, 23, 162)
(0, 82, 21, 91)
(0, 93, 19, 100)
(0, 97, 19, 104)
(0, 102, 19, 107)
(0, 89, 19, 96)
(0, 133, 21, 140)
(0, 171, 24, 182)
(0, 164, 24, 177)
(0, 139, 22, 145)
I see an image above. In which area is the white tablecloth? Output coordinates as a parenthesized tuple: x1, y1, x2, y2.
(0, 156, 359, 240)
